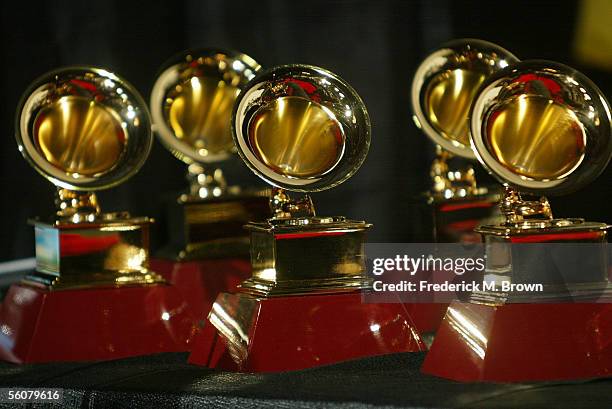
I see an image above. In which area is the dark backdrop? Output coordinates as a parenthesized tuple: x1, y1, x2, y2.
(1, 0, 610, 261)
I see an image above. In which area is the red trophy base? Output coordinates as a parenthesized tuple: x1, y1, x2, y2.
(405, 303, 449, 335)
(150, 258, 251, 320)
(0, 282, 195, 363)
(422, 301, 612, 382)
(188, 291, 426, 372)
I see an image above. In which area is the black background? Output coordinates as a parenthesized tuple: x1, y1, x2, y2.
(1, 0, 610, 261)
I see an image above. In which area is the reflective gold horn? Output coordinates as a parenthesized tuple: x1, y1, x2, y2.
(412, 39, 519, 201)
(470, 60, 612, 226)
(233, 64, 370, 195)
(15, 66, 162, 288)
(16, 66, 152, 221)
(150, 49, 261, 197)
(412, 39, 519, 158)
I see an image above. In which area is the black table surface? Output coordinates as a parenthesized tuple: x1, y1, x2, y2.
(0, 352, 610, 408)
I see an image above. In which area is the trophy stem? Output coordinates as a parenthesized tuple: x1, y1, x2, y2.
(500, 185, 553, 226)
(187, 163, 227, 199)
(270, 188, 316, 219)
(430, 145, 480, 199)
(55, 188, 101, 222)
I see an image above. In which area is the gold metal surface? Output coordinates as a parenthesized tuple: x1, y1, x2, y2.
(487, 95, 586, 180)
(16, 67, 159, 289)
(230, 65, 373, 295)
(233, 65, 369, 191)
(55, 189, 101, 221)
(499, 186, 553, 228)
(239, 218, 372, 297)
(27, 219, 164, 290)
(270, 188, 315, 219)
(34, 96, 126, 176)
(248, 96, 344, 178)
(152, 49, 260, 165)
(411, 39, 519, 159)
(167, 77, 240, 156)
(17, 67, 151, 191)
(425, 69, 487, 147)
(429, 146, 488, 199)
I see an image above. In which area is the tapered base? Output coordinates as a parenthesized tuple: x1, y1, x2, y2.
(188, 291, 426, 372)
(416, 192, 501, 243)
(0, 282, 195, 363)
(405, 303, 449, 336)
(150, 257, 251, 319)
(422, 301, 612, 382)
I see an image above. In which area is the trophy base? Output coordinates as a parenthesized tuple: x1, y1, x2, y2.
(188, 291, 426, 372)
(404, 303, 449, 344)
(149, 257, 251, 320)
(422, 301, 612, 382)
(417, 191, 501, 243)
(164, 190, 270, 260)
(0, 282, 195, 363)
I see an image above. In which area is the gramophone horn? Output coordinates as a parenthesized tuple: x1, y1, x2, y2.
(150, 49, 261, 165)
(232, 64, 370, 192)
(412, 39, 519, 159)
(470, 60, 612, 196)
(16, 66, 152, 192)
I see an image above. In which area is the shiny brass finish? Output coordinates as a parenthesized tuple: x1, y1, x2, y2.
(151, 48, 261, 166)
(429, 146, 487, 199)
(249, 96, 344, 178)
(270, 188, 315, 219)
(471, 60, 612, 195)
(425, 69, 487, 147)
(161, 189, 271, 260)
(232, 65, 372, 295)
(468, 61, 612, 304)
(239, 217, 372, 297)
(28, 219, 163, 289)
(17, 67, 152, 192)
(16, 67, 160, 289)
(412, 39, 519, 200)
(55, 189, 102, 221)
(412, 39, 519, 158)
(150, 50, 272, 259)
(234, 64, 370, 192)
(499, 186, 553, 227)
(167, 77, 240, 156)
(487, 95, 585, 180)
(35, 96, 126, 176)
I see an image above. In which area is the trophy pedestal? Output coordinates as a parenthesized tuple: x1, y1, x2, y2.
(188, 291, 425, 372)
(417, 192, 501, 243)
(405, 303, 449, 336)
(154, 190, 269, 320)
(0, 282, 195, 363)
(409, 191, 501, 338)
(422, 301, 611, 382)
(423, 223, 611, 381)
(150, 257, 251, 320)
(188, 216, 426, 372)
(162, 191, 270, 260)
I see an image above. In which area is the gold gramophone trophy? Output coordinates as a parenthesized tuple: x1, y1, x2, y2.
(149, 49, 271, 318)
(188, 64, 425, 372)
(407, 40, 519, 339)
(0, 67, 193, 363)
(423, 61, 612, 382)
(411, 39, 519, 243)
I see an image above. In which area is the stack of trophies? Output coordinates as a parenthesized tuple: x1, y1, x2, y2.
(0, 39, 609, 382)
